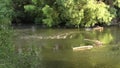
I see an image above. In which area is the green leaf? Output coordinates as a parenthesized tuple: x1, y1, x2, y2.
(42, 18, 53, 27)
(42, 5, 53, 17)
(24, 5, 36, 11)
(32, 0, 37, 4)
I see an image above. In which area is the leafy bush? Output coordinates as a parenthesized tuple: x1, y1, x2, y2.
(23, 0, 116, 27)
(0, 0, 13, 19)
(83, 1, 116, 27)
(24, 5, 36, 11)
(0, 22, 14, 68)
(42, 5, 59, 27)
(56, 0, 116, 27)
(14, 45, 42, 68)
(114, 0, 120, 8)
(0, 0, 14, 67)
(114, 0, 120, 18)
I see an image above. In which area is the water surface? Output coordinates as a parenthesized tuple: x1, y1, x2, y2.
(14, 26, 120, 68)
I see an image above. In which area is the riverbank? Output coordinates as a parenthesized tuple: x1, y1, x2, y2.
(11, 22, 120, 30)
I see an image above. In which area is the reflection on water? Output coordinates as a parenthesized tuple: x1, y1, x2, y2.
(14, 26, 120, 68)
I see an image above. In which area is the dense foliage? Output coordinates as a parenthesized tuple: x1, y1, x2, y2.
(1, 0, 120, 27)
(114, 0, 120, 18)
(22, 0, 118, 27)
(0, 0, 14, 67)
(0, 23, 13, 68)
(0, 0, 13, 22)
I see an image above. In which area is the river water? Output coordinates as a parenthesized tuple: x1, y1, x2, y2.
(14, 26, 120, 68)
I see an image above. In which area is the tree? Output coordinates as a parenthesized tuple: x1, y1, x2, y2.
(0, 0, 14, 23)
(23, 0, 116, 27)
(114, 0, 120, 18)
(55, 0, 116, 27)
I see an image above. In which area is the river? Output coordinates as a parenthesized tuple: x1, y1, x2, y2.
(13, 26, 120, 68)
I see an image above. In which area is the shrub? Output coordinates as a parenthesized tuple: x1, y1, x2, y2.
(23, 0, 116, 27)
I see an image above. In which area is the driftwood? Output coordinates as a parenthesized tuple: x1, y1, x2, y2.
(85, 26, 104, 32)
(84, 39, 103, 46)
(73, 45, 93, 51)
(73, 39, 103, 51)
(93, 26, 103, 32)
(20, 32, 75, 39)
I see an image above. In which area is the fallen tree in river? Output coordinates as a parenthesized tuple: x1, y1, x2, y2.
(20, 32, 78, 39)
(84, 39, 103, 46)
(72, 39, 103, 51)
